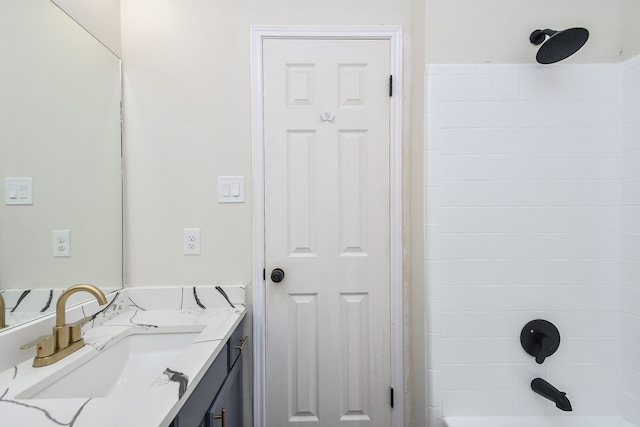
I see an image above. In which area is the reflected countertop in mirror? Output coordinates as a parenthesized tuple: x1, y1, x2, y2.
(0, 0, 123, 331)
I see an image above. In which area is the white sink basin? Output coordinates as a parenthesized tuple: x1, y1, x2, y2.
(18, 331, 200, 399)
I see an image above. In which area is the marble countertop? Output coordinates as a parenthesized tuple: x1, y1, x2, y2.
(0, 307, 245, 427)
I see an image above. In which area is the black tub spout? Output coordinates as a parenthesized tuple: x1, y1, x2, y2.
(531, 378, 572, 411)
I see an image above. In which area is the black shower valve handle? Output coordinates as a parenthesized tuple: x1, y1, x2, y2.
(534, 334, 552, 364)
(521, 319, 561, 364)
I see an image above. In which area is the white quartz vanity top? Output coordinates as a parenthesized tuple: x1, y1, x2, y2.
(0, 307, 245, 427)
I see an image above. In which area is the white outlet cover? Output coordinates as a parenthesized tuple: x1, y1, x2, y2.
(52, 230, 70, 257)
(183, 228, 201, 255)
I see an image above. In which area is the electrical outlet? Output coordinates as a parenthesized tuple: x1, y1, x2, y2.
(52, 230, 71, 257)
(183, 228, 200, 255)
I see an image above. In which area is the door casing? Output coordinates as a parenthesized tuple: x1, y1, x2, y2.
(250, 25, 404, 427)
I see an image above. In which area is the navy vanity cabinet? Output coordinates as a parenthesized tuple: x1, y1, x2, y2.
(170, 319, 246, 427)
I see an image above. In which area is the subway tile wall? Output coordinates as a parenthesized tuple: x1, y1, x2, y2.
(425, 61, 633, 426)
(621, 55, 640, 427)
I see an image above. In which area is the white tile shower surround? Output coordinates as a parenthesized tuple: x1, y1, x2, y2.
(621, 55, 640, 427)
(425, 56, 640, 427)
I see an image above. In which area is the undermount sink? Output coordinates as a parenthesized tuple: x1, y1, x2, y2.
(17, 330, 201, 399)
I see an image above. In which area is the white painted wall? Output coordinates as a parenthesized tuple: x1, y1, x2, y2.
(424, 0, 623, 64)
(120, 0, 417, 287)
(52, 0, 640, 64)
(620, 56, 640, 426)
(51, 0, 121, 56)
(621, 0, 640, 60)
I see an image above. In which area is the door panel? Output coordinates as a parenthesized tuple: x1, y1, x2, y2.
(263, 38, 391, 426)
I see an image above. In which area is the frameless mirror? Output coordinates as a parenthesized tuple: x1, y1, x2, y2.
(0, 0, 123, 331)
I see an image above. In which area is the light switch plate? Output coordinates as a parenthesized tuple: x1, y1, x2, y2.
(5, 178, 33, 205)
(218, 176, 245, 203)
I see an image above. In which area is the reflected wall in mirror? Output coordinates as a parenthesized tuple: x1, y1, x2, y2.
(0, 0, 123, 331)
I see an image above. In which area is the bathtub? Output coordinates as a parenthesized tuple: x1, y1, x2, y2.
(444, 416, 636, 427)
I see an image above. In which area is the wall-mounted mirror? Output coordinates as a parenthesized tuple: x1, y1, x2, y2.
(0, 0, 123, 331)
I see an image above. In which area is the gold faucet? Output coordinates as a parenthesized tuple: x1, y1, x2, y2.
(0, 293, 6, 329)
(21, 284, 107, 367)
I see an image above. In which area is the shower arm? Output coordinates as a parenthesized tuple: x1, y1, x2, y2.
(530, 29, 558, 45)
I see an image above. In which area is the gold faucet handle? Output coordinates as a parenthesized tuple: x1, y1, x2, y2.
(20, 335, 55, 358)
(69, 316, 93, 343)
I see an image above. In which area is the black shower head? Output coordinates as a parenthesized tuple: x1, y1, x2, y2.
(529, 27, 589, 64)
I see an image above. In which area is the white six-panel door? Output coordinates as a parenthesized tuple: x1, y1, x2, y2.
(263, 38, 392, 426)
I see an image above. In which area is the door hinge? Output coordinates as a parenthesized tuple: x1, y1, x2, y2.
(263, 268, 266, 281)
(390, 386, 394, 408)
(389, 75, 393, 97)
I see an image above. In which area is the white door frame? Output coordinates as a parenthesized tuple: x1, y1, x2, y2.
(250, 26, 403, 427)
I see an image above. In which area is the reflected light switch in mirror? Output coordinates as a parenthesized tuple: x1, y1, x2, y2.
(231, 183, 240, 197)
(4, 178, 33, 205)
(218, 176, 245, 203)
(222, 183, 231, 197)
(8, 184, 17, 199)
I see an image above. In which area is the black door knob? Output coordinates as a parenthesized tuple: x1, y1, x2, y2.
(270, 268, 285, 283)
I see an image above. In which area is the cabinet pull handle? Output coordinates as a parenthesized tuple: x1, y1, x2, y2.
(233, 336, 249, 351)
(213, 408, 226, 427)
